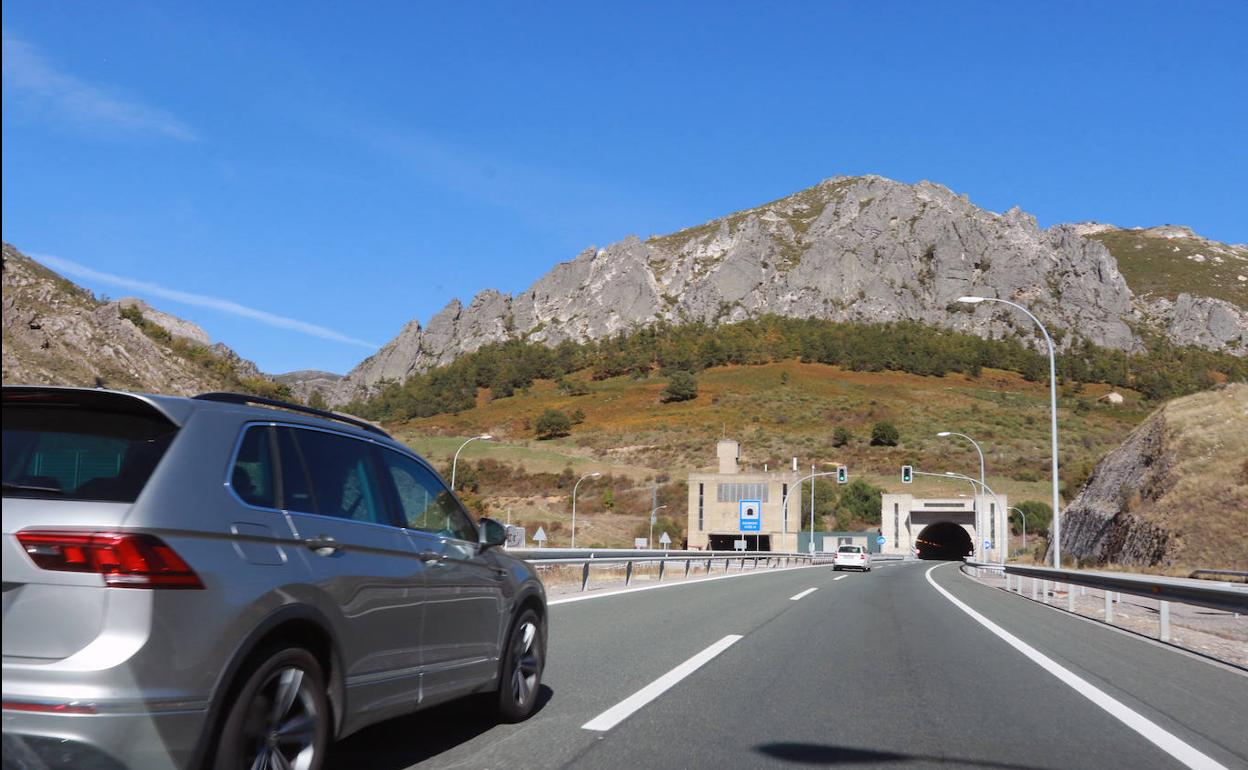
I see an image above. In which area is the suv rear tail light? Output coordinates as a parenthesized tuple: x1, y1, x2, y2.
(16, 531, 203, 589)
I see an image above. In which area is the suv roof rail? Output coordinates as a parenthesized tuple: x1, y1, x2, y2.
(192, 392, 390, 437)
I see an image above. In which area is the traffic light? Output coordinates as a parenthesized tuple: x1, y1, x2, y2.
(837, 466, 848, 484)
(901, 465, 913, 484)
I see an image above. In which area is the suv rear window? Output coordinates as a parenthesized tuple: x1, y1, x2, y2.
(838, 545, 862, 553)
(2, 405, 177, 503)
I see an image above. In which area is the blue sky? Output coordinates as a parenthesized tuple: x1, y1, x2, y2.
(4, 1, 1246, 375)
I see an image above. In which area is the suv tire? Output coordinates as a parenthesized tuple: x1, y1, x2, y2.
(495, 609, 545, 723)
(213, 647, 330, 770)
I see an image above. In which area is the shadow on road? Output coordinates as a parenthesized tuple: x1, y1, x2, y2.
(755, 742, 1051, 769)
(328, 685, 553, 769)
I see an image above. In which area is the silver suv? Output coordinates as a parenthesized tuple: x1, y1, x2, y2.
(2, 386, 547, 770)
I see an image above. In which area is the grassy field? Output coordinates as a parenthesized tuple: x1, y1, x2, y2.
(384, 360, 1155, 547)
(1087, 228, 1248, 307)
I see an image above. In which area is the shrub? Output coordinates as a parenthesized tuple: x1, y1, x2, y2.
(870, 421, 899, 446)
(832, 427, 852, 447)
(661, 371, 699, 403)
(535, 409, 572, 440)
(1014, 500, 1053, 535)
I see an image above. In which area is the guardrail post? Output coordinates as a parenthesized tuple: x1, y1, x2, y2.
(658, 561, 666, 582)
(1031, 577, 1038, 600)
(1159, 600, 1171, 642)
(1068, 583, 1076, 611)
(625, 560, 634, 586)
(1043, 580, 1051, 604)
(581, 562, 591, 592)
(685, 559, 692, 578)
(1105, 590, 1114, 624)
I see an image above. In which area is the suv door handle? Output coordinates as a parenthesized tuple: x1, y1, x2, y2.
(305, 536, 341, 556)
(418, 550, 447, 567)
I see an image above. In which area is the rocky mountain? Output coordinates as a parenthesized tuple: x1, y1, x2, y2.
(1057, 383, 1247, 571)
(329, 176, 1247, 406)
(272, 370, 343, 405)
(2, 243, 274, 397)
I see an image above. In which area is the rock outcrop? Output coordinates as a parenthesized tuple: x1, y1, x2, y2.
(330, 176, 1247, 405)
(2, 243, 270, 396)
(1057, 383, 1248, 571)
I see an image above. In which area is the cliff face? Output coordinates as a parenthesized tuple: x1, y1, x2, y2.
(2, 243, 268, 395)
(329, 176, 1247, 406)
(1057, 383, 1248, 571)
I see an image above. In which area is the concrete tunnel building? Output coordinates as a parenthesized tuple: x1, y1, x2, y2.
(687, 439, 1008, 558)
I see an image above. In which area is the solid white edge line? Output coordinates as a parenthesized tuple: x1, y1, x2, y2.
(789, 587, 818, 601)
(548, 564, 819, 606)
(925, 564, 1228, 770)
(833, 575, 848, 581)
(581, 635, 744, 732)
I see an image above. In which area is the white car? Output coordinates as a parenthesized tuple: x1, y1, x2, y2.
(832, 545, 871, 571)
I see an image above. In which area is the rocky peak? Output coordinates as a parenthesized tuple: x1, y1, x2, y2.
(327, 176, 1247, 406)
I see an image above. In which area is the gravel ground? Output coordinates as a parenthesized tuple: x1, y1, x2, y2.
(964, 566, 1248, 668)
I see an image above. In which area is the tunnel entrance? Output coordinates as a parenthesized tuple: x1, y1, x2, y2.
(915, 521, 973, 560)
(708, 534, 771, 551)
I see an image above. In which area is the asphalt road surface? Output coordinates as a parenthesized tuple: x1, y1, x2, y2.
(330, 560, 1248, 769)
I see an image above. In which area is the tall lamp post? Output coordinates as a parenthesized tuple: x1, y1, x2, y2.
(945, 471, 1004, 564)
(570, 471, 601, 549)
(451, 434, 492, 491)
(1010, 507, 1027, 549)
(649, 504, 668, 549)
(778, 471, 841, 555)
(937, 432, 986, 561)
(957, 296, 1061, 568)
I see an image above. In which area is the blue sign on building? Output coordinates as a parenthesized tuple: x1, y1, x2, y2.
(739, 500, 761, 532)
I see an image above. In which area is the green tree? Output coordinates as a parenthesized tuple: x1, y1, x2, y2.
(601, 487, 615, 511)
(837, 479, 884, 527)
(661, 370, 699, 403)
(832, 427, 852, 447)
(535, 409, 572, 440)
(870, 421, 900, 446)
(1014, 500, 1053, 535)
(307, 389, 328, 410)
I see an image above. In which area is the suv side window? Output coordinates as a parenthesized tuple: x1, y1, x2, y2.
(377, 449, 477, 543)
(231, 426, 277, 509)
(276, 426, 386, 525)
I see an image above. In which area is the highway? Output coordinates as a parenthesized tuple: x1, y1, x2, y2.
(330, 561, 1248, 769)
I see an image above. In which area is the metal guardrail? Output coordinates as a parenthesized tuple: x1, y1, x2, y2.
(1190, 569, 1248, 584)
(964, 560, 1248, 644)
(508, 548, 815, 592)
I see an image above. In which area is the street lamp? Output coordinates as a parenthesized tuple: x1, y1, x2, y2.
(649, 505, 668, 549)
(778, 470, 841, 554)
(937, 432, 986, 560)
(945, 471, 1004, 564)
(1009, 507, 1027, 549)
(451, 434, 492, 491)
(957, 296, 1061, 568)
(570, 472, 601, 549)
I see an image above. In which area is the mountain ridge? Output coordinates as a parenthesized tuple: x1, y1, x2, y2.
(326, 175, 1247, 406)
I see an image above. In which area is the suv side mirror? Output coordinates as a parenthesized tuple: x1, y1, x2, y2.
(479, 517, 507, 550)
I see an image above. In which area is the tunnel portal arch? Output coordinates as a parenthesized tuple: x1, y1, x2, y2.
(915, 521, 973, 560)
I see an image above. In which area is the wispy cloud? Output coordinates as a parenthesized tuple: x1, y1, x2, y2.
(33, 253, 378, 350)
(2, 30, 196, 141)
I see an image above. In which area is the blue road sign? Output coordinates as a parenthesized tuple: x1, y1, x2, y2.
(983, 539, 992, 549)
(877, 535, 886, 545)
(739, 500, 761, 532)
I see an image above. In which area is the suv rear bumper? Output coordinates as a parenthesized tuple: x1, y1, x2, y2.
(2, 705, 207, 770)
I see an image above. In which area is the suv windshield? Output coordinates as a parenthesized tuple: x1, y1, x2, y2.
(2, 404, 177, 503)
